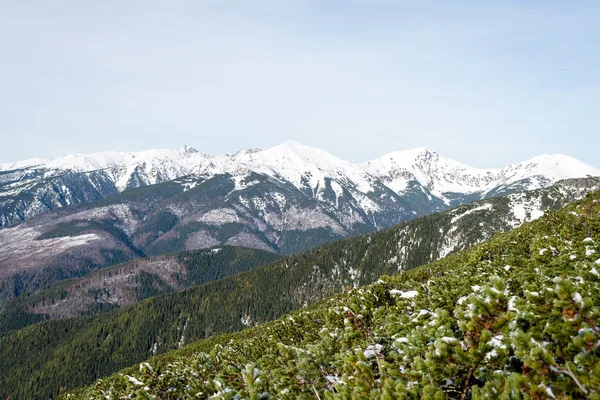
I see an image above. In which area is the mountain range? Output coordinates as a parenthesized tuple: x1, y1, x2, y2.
(2, 140, 599, 231)
(1, 141, 599, 399)
(1, 142, 598, 301)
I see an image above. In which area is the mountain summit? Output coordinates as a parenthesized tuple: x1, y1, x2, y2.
(361, 148, 599, 200)
(1, 141, 598, 232)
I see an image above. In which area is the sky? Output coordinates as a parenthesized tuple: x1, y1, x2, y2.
(0, 1, 598, 168)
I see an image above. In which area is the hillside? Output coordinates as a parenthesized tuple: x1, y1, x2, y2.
(0, 178, 598, 399)
(0, 246, 280, 335)
(2, 142, 598, 260)
(67, 189, 600, 399)
(1, 176, 598, 304)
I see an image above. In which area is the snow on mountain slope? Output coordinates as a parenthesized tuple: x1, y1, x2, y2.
(222, 140, 376, 195)
(0, 146, 211, 191)
(360, 148, 496, 196)
(0, 146, 202, 172)
(496, 154, 600, 187)
(1, 141, 598, 231)
(361, 148, 600, 201)
(0, 226, 105, 280)
(0, 157, 49, 171)
(3, 141, 597, 199)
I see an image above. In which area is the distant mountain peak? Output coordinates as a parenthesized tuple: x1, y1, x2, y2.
(181, 145, 199, 154)
(1, 142, 599, 231)
(264, 140, 346, 163)
(369, 147, 442, 164)
(404, 147, 439, 156)
(278, 139, 304, 148)
(360, 148, 600, 199)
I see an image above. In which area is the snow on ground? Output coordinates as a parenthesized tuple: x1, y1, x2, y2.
(390, 289, 419, 298)
(60, 204, 140, 235)
(330, 180, 344, 208)
(510, 196, 544, 224)
(0, 226, 104, 278)
(231, 175, 260, 191)
(354, 193, 382, 214)
(198, 208, 242, 225)
(438, 231, 462, 259)
(360, 148, 600, 200)
(181, 181, 198, 191)
(450, 203, 493, 224)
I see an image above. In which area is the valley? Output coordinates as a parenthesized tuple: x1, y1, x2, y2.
(1, 177, 599, 398)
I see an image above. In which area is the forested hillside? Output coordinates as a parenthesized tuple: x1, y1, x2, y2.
(0, 181, 597, 399)
(68, 190, 600, 399)
(0, 246, 280, 335)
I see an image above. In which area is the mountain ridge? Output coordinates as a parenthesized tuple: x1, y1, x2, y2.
(2, 140, 598, 232)
(2, 140, 598, 197)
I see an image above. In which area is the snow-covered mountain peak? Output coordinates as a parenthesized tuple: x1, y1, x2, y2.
(2, 142, 598, 213)
(0, 147, 208, 173)
(181, 145, 200, 155)
(0, 158, 48, 172)
(220, 140, 374, 193)
(245, 140, 348, 167)
(360, 148, 600, 199)
(364, 147, 454, 170)
(359, 147, 492, 195)
(396, 147, 439, 158)
(498, 153, 600, 185)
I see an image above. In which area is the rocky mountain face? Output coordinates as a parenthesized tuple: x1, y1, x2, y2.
(2, 141, 598, 231)
(0, 147, 201, 228)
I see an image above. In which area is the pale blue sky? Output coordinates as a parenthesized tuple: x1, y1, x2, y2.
(0, 1, 598, 167)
